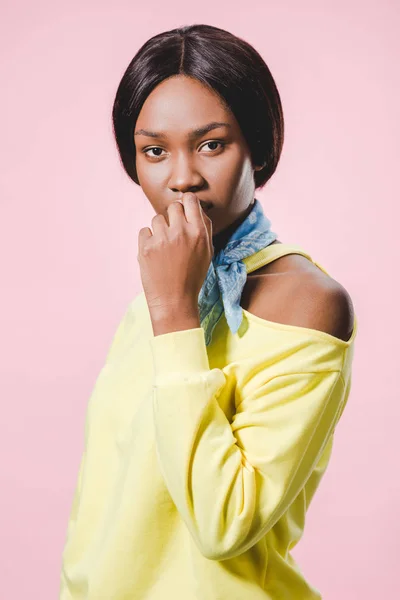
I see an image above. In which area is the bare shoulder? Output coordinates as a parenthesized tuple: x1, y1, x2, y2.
(242, 253, 355, 342)
(293, 274, 355, 341)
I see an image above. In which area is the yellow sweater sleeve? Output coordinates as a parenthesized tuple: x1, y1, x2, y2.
(149, 327, 346, 562)
(61, 301, 135, 548)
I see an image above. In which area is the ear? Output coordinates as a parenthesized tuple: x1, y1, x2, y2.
(254, 161, 266, 172)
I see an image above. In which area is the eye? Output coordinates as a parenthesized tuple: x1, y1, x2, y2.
(200, 141, 225, 152)
(142, 141, 225, 159)
(142, 147, 166, 158)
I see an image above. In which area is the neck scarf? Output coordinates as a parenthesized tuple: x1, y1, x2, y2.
(198, 198, 278, 346)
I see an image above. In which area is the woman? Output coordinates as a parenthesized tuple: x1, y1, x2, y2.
(60, 24, 357, 599)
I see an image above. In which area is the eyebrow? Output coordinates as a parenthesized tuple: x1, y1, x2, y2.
(134, 121, 231, 140)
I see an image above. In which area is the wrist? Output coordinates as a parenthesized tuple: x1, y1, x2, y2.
(149, 299, 200, 336)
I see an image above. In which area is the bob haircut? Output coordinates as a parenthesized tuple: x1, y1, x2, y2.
(112, 23, 284, 190)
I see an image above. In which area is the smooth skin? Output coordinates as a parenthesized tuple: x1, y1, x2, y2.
(134, 75, 354, 341)
(134, 75, 266, 251)
(137, 192, 213, 327)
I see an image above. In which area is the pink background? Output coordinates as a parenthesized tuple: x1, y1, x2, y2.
(0, 2, 398, 598)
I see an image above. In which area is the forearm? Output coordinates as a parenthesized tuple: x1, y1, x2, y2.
(150, 301, 201, 337)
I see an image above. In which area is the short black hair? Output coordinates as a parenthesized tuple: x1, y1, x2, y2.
(112, 23, 284, 190)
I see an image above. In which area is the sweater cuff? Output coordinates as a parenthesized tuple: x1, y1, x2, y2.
(149, 327, 210, 383)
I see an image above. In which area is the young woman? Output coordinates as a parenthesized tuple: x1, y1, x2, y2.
(60, 24, 357, 600)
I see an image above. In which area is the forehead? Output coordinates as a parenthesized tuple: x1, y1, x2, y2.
(135, 75, 234, 132)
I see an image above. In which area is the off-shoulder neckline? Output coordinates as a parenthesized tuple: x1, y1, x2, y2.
(241, 306, 357, 347)
(241, 242, 357, 347)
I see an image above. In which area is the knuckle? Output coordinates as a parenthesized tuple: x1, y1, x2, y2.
(141, 245, 151, 257)
(183, 193, 197, 202)
(170, 231, 184, 244)
(192, 227, 207, 242)
(168, 201, 183, 210)
(138, 227, 150, 240)
(155, 236, 168, 248)
(188, 223, 201, 236)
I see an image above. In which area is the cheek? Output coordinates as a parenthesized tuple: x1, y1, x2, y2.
(231, 154, 255, 190)
(204, 153, 241, 192)
(135, 155, 151, 182)
(219, 147, 250, 181)
(136, 161, 162, 195)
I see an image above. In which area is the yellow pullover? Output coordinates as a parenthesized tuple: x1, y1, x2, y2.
(60, 243, 357, 599)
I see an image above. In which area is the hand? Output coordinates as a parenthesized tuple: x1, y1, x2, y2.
(137, 192, 213, 320)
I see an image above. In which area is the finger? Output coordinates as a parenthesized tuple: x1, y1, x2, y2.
(199, 210, 213, 254)
(151, 212, 168, 236)
(167, 200, 186, 229)
(181, 192, 203, 226)
(137, 226, 152, 254)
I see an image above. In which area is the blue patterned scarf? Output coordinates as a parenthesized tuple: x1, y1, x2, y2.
(198, 198, 278, 346)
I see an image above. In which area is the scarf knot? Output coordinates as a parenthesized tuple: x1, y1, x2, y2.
(198, 198, 278, 346)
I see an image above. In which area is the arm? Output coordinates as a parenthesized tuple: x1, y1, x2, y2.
(150, 327, 347, 561)
(61, 299, 137, 551)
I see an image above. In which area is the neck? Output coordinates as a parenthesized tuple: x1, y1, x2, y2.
(212, 200, 255, 255)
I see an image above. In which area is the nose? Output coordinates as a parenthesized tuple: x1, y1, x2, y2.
(168, 154, 205, 195)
